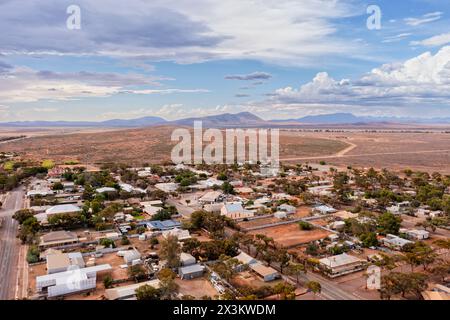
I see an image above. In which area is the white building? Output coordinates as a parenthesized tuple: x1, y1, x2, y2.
(220, 202, 254, 220)
(319, 253, 366, 278)
(381, 234, 413, 250)
(162, 228, 191, 241)
(199, 191, 224, 204)
(45, 204, 82, 217)
(180, 252, 196, 266)
(36, 264, 112, 298)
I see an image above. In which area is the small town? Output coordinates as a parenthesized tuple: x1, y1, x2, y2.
(1, 153, 449, 301)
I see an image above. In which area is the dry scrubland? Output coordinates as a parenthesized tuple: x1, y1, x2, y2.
(0, 126, 348, 164)
(2, 126, 450, 173)
(285, 131, 450, 173)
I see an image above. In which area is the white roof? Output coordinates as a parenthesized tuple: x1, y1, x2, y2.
(235, 252, 258, 265)
(96, 187, 116, 193)
(105, 280, 160, 300)
(45, 204, 81, 215)
(37, 264, 112, 283)
(199, 191, 223, 202)
(319, 253, 364, 268)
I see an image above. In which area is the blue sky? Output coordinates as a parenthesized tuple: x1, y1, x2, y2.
(1, 0, 450, 121)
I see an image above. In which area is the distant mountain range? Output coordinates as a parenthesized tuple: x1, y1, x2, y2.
(2, 112, 450, 128)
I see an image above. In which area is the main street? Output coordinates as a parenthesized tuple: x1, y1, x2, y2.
(0, 189, 25, 300)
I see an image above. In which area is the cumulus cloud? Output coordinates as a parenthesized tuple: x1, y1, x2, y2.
(0, 0, 359, 65)
(225, 72, 272, 81)
(404, 12, 443, 26)
(263, 46, 450, 115)
(411, 33, 450, 47)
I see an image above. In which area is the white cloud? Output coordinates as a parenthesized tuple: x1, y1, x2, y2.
(411, 33, 450, 47)
(119, 89, 210, 95)
(32, 107, 59, 112)
(382, 33, 412, 43)
(0, 66, 207, 102)
(262, 46, 450, 117)
(0, 0, 360, 66)
(404, 12, 443, 26)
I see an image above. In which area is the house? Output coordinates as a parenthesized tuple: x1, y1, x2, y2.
(330, 221, 346, 231)
(119, 183, 146, 194)
(274, 211, 287, 219)
(162, 228, 191, 241)
(105, 279, 160, 300)
(319, 253, 366, 278)
(235, 251, 258, 271)
(39, 231, 79, 249)
(63, 182, 75, 192)
(250, 263, 280, 282)
(404, 229, 430, 240)
(312, 205, 337, 215)
(203, 203, 223, 213)
(381, 234, 414, 250)
(180, 252, 196, 266)
(421, 284, 450, 301)
(387, 201, 411, 215)
(179, 264, 205, 280)
(277, 204, 296, 214)
(155, 183, 179, 193)
(143, 219, 181, 231)
(45, 204, 82, 217)
(119, 249, 142, 265)
(198, 191, 224, 204)
(142, 205, 162, 216)
(36, 264, 112, 298)
(46, 252, 85, 274)
(96, 187, 117, 194)
(235, 187, 254, 195)
(220, 202, 254, 220)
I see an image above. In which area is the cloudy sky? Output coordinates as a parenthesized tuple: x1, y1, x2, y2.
(1, 0, 450, 121)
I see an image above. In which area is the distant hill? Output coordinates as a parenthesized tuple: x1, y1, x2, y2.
(171, 112, 265, 127)
(2, 111, 450, 128)
(1, 116, 167, 128)
(273, 113, 450, 125)
(0, 112, 265, 128)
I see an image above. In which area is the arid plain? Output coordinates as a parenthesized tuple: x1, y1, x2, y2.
(1, 126, 450, 173)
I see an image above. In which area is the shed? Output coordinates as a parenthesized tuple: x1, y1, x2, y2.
(179, 264, 205, 280)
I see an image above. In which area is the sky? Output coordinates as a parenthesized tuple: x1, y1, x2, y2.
(1, 0, 450, 122)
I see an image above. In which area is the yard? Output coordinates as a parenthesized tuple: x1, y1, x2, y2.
(248, 223, 331, 248)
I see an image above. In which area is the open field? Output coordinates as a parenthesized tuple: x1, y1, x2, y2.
(0, 126, 348, 165)
(2, 126, 450, 173)
(280, 130, 450, 173)
(176, 277, 218, 299)
(248, 223, 331, 248)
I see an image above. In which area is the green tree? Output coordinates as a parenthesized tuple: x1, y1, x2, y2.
(159, 235, 181, 268)
(306, 281, 321, 300)
(135, 284, 161, 300)
(377, 212, 402, 235)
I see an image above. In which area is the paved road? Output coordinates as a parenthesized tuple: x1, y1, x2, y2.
(166, 198, 196, 218)
(0, 189, 25, 300)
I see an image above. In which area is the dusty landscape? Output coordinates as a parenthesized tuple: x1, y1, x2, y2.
(1, 126, 450, 173)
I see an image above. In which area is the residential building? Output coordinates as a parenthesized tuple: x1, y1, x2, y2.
(381, 234, 414, 250)
(220, 202, 254, 220)
(319, 253, 366, 278)
(39, 231, 79, 249)
(105, 279, 160, 300)
(179, 264, 205, 280)
(250, 263, 280, 282)
(36, 264, 112, 298)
